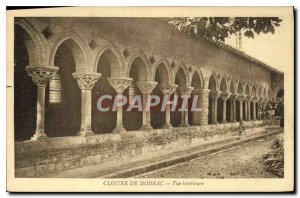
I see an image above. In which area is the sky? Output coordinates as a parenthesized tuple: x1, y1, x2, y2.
(225, 20, 289, 72)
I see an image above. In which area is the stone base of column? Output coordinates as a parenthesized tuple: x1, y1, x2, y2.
(140, 124, 153, 131)
(31, 132, 47, 140)
(163, 122, 173, 129)
(179, 123, 190, 127)
(211, 121, 219, 125)
(113, 125, 127, 134)
(76, 130, 94, 137)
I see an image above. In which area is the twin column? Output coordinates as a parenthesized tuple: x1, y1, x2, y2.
(209, 91, 221, 124)
(178, 87, 194, 127)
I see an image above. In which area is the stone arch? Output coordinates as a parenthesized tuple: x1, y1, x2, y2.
(237, 81, 243, 94)
(257, 86, 262, 98)
(128, 55, 151, 82)
(220, 77, 228, 92)
(15, 18, 46, 66)
(45, 33, 83, 137)
(153, 59, 173, 85)
(191, 69, 203, 89)
(252, 86, 257, 97)
(276, 88, 284, 98)
(151, 60, 172, 129)
(49, 32, 89, 72)
(263, 87, 267, 98)
(275, 87, 284, 98)
(94, 46, 124, 77)
(174, 65, 190, 87)
(92, 47, 123, 134)
(245, 83, 250, 96)
(208, 72, 219, 91)
(229, 79, 236, 93)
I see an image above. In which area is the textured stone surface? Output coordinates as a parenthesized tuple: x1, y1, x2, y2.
(15, 120, 275, 177)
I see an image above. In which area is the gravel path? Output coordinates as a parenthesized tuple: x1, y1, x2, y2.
(139, 134, 280, 178)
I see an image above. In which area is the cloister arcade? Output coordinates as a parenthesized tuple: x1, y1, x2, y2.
(14, 18, 280, 141)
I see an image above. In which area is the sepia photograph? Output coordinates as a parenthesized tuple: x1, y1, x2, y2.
(6, 6, 294, 192)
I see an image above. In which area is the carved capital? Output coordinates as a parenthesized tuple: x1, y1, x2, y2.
(245, 96, 253, 102)
(229, 93, 239, 101)
(194, 89, 210, 98)
(178, 86, 194, 96)
(136, 81, 158, 95)
(209, 91, 222, 100)
(220, 91, 232, 102)
(72, 72, 101, 90)
(252, 96, 259, 103)
(160, 84, 178, 95)
(108, 77, 132, 94)
(237, 94, 246, 102)
(26, 66, 59, 87)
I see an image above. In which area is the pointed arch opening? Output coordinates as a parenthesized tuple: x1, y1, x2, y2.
(171, 67, 188, 127)
(45, 38, 82, 137)
(189, 71, 202, 126)
(123, 56, 149, 131)
(151, 62, 170, 129)
(92, 49, 120, 134)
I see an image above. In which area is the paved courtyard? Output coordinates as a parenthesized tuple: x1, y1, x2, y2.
(139, 134, 280, 178)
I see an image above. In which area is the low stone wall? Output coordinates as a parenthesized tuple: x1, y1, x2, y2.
(15, 120, 271, 177)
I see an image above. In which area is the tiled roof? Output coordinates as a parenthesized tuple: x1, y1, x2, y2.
(203, 37, 283, 74)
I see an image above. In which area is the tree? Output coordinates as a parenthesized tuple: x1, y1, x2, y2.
(168, 17, 282, 42)
(260, 97, 284, 127)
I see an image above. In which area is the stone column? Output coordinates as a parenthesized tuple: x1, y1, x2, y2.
(229, 94, 238, 122)
(108, 77, 132, 133)
(252, 97, 258, 120)
(73, 72, 101, 137)
(220, 92, 231, 124)
(136, 81, 158, 130)
(209, 91, 222, 124)
(160, 84, 178, 129)
(238, 94, 246, 121)
(26, 66, 59, 140)
(178, 87, 194, 127)
(245, 96, 252, 121)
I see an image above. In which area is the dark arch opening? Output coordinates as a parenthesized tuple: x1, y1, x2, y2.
(189, 72, 202, 126)
(92, 49, 118, 134)
(151, 63, 169, 129)
(45, 39, 81, 137)
(14, 24, 37, 141)
(171, 67, 187, 127)
(123, 57, 147, 131)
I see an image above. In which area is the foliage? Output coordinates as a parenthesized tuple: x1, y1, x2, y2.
(261, 134, 284, 177)
(260, 97, 284, 119)
(168, 17, 282, 42)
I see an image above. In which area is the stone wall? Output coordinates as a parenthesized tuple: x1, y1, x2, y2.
(15, 120, 270, 177)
